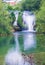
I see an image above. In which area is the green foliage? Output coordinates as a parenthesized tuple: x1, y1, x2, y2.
(17, 13, 23, 27)
(36, 0, 45, 32)
(7, 5, 13, 11)
(34, 52, 45, 65)
(17, 13, 28, 30)
(21, 0, 41, 11)
(14, 3, 22, 10)
(0, 0, 13, 34)
(10, 12, 15, 24)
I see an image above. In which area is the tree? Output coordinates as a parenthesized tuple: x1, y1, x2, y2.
(36, 0, 45, 32)
(21, 0, 41, 11)
(0, 0, 13, 34)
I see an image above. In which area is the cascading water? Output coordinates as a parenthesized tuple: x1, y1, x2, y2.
(13, 11, 19, 26)
(22, 11, 35, 32)
(5, 11, 36, 65)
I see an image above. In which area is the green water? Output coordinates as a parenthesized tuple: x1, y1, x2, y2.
(0, 33, 45, 55)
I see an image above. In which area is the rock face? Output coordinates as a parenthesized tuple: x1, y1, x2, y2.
(13, 26, 22, 31)
(13, 24, 28, 32)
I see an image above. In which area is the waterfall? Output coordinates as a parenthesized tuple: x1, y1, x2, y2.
(13, 11, 19, 26)
(22, 11, 35, 32)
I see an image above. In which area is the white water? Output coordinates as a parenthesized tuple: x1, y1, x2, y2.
(22, 11, 35, 32)
(13, 11, 19, 26)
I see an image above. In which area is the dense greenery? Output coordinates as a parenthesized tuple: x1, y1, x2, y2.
(36, 0, 45, 32)
(0, 0, 14, 34)
(17, 13, 27, 30)
(21, 0, 41, 11)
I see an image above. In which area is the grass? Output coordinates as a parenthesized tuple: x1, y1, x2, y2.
(34, 52, 45, 65)
(0, 55, 4, 65)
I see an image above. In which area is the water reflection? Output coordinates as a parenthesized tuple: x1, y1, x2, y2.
(13, 32, 36, 51)
(14, 32, 21, 52)
(23, 32, 36, 50)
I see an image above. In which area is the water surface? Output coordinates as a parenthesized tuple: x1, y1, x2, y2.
(0, 32, 45, 55)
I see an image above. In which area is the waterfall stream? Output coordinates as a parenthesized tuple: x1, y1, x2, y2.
(22, 11, 35, 32)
